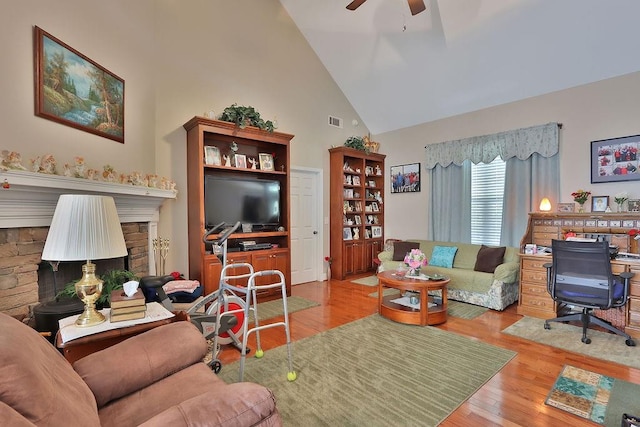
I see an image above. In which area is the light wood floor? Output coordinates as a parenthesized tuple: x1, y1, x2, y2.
(217, 276, 640, 426)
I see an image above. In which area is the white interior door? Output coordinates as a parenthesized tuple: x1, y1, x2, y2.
(290, 167, 322, 284)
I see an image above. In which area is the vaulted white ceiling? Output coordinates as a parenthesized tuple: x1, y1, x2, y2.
(279, 0, 640, 134)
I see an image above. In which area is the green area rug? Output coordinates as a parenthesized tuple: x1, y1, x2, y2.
(502, 316, 640, 370)
(218, 314, 516, 426)
(253, 296, 319, 323)
(351, 275, 378, 286)
(546, 365, 640, 426)
(368, 290, 488, 320)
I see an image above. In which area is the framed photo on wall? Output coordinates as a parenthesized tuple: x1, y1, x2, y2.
(591, 196, 609, 212)
(390, 163, 421, 193)
(34, 26, 125, 143)
(591, 134, 640, 183)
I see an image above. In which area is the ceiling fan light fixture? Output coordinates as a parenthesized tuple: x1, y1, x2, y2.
(346, 0, 426, 16)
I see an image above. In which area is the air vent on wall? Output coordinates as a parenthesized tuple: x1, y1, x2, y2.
(328, 115, 343, 128)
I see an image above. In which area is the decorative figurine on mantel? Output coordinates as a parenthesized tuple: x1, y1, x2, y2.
(223, 154, 231, 167)
(0, 150, 27, 171)
(73, 156, 86, 178)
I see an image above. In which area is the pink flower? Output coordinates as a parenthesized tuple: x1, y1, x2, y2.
(403, 249, 428, 269)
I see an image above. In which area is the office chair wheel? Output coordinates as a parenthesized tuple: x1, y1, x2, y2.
(582, 337, 591, 344)
(210, 360, 222, 373)
(626, 339, 636, 347)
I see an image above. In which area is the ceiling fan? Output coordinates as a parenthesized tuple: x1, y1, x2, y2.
(346, 0, 426, 16)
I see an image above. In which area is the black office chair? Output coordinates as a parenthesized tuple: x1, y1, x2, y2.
(543, 239, 635, 346)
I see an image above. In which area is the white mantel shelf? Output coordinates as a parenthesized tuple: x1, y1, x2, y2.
(0, 170, 177, 228)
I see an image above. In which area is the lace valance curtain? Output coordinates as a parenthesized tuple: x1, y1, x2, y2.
(424, 122, 559, 169)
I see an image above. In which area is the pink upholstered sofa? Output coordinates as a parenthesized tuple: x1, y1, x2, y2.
(0, 312, 281, 426)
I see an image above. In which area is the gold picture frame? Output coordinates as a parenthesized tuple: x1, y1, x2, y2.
(259, 153, 274, 171)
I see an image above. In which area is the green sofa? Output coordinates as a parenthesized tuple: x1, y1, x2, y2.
(378, 240, 520, 311)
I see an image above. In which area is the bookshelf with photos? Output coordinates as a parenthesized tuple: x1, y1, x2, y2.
(330, 146, 386, 280)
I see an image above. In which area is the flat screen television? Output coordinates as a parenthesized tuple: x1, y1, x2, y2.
(204, 175, 281, 231)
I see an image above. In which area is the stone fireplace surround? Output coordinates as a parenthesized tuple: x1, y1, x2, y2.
(0, 170, 176, 318)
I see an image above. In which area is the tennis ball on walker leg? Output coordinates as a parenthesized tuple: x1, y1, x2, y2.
(287, 371, 297, 382)
(255, 349, 264, 358)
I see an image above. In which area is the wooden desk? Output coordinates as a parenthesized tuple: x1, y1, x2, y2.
(56, 311, 188, 364)
(377, 271, 449, 326)
(518, 210, 640, 339)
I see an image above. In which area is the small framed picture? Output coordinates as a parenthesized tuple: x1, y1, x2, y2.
(371, 202, 379, 212)
(365, 166, 374, 176)
(344, 189, 354, 198)
(354, 215, 361, 225)
(343, 227, 353, 240)
(259, 153, 274, 171)
(369, 180, 376, 188)
(629, 199, 640, 212)
(557, 202, 575, 213)
(371, 226, 382, 238)
(591, 196, 609, 212)
(204, 146, 221, 166)
(352, 176, 361, 186)
(235, 154, 247, 169)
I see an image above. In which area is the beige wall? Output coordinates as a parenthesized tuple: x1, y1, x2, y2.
(1, 0, 365, 274)
(376, 71, 640, 241)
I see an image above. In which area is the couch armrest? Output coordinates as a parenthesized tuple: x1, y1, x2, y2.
(138, 383, 280, 427)
(0, 402, 37, 427)
(378, 251, 393, 262)
(493, 261, 519, 283)
(74, 321, 208, 408)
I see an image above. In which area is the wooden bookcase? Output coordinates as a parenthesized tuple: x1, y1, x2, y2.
(329, 146, 386, 280)
(183, 117, 293, 299)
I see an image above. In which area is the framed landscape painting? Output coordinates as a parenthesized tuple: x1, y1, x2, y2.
(34, 26, 125, 143)
(591, 134, 640, 183)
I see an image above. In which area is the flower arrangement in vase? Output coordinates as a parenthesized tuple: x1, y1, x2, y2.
(614, 192, 629, 212)
(571, 189, 591, 212)
(404, 249, 428, 276)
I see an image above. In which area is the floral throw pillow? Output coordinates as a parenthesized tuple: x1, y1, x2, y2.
(429, 246, 458, 268)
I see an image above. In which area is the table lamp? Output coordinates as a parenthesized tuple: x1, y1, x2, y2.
(42, 195, 127, 327)
(539, 197, 551, 212)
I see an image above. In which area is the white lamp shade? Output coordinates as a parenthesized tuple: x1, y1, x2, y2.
(42, 195, 127, 261)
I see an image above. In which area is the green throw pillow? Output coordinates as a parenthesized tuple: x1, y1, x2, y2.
(429, 246, 458, 268)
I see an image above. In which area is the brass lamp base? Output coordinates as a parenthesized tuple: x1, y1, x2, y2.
(75, 261, 106, 327)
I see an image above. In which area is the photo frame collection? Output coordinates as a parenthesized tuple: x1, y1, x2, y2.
(391, 163, 421, 193)
(202, 147, 280, 171)
(591, 134, 640, 183)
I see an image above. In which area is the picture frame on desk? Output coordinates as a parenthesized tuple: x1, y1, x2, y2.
(592, 196, 609, 212)
(557, 202, 575, 213)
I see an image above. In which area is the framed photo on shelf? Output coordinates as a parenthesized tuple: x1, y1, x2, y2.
(369, 180, 376, 188)
(590, 134, 640, 183)
(235, 154, 247, 169)
(371, 202, 379, 212)
(591, 196, 609, 212)
(365, 166, 374, 176)
(354, 215, 361, 225)
(204, 146, 221, 166)
(344, 189, 354, 199)
(343, 227, 353, 240)
(629, 199, 640, 212)
(371, 226, 382, 238)
(390, 163, 421, 193)
(352, 176, 361, 186)
(557, 202, 575, 213)
(259, 153, 274, 171)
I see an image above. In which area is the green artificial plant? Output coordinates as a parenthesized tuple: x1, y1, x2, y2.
(344, 136, 368, 152)
(56, 269, 140, 307)
(219, 104, 275, 132)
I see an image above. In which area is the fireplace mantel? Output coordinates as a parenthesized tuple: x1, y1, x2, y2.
(0, 170, 177, 228)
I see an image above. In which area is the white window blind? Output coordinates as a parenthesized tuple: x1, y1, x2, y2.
(471, 158, 506, 246)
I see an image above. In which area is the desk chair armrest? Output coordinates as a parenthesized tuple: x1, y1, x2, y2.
(73, 322, 207, 408)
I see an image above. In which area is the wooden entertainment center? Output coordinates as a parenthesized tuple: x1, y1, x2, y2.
(183, 117, 293, 299)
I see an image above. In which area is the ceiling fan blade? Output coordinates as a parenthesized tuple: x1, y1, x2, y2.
(346, 0, 367, 11)
(408, 0, 426, 15)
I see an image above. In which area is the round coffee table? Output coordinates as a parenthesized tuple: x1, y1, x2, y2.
(377, 270, 450, 326)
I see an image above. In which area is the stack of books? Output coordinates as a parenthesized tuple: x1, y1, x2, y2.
(109, 289, 146, 322)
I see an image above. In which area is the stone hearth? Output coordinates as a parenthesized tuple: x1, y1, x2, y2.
(0, 170, 176, 318)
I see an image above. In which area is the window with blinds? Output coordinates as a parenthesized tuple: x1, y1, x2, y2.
(471, 158, 506, 246)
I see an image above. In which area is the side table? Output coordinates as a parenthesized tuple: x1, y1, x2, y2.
(377, 270, 449, 326)
(56, 311, 188, 364)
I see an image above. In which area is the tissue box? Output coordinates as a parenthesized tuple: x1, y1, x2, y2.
(110, 289, 145, 309)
